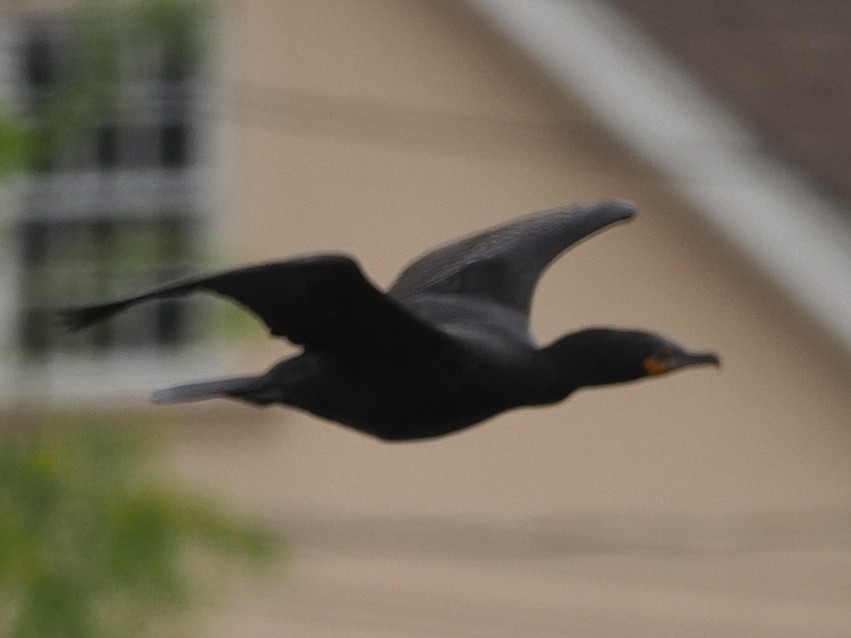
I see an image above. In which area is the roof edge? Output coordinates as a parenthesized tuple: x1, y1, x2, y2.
(463, 0, 851, 354)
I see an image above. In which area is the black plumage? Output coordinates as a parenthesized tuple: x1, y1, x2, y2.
(60, 201, 719, 440)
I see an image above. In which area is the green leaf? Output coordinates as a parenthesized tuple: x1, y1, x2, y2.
(0, 421, 279, 638)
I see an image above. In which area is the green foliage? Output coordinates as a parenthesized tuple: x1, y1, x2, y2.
(0, 111, 31, 177)
(0, 422, 278, 638)
(0, 3, 281, 631)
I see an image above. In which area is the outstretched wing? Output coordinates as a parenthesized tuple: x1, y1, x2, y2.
(60, 253, 451, 351)
(388, 200, 636, 317)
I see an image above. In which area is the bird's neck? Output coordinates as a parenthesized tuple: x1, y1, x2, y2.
(526, 339, 594, 405)
(536, 329, 624, 398)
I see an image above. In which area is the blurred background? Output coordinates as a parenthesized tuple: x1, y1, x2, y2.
(1, 0, 850, 636)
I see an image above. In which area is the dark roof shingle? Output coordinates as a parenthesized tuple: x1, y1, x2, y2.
(609, 0, 851, 211)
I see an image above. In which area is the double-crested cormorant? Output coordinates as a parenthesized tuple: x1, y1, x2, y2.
(61, 201, 719, 440)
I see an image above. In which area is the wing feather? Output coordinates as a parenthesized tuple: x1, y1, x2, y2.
(388, 200, 636, 316)
(60, 254, 452, 352)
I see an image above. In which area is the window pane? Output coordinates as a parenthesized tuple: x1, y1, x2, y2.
(23, 27, 60, 89)
(16, 217, 198, 358)
(160, 121, 188, 167)
(13, 11, 209, 366)
(119, 125, 159, 169)
(95, 123, 119, 169)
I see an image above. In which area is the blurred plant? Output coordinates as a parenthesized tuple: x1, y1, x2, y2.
(0, 421, 277, 638)
(0, 3, 281, 633)
(0, 110, 30, 176)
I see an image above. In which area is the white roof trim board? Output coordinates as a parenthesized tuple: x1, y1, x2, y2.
(464, 0, 851, 354)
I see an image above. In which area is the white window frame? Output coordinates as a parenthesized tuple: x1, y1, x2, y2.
(0, 7, 231, 407)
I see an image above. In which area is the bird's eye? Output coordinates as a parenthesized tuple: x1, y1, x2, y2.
(658, 344, 677, 358)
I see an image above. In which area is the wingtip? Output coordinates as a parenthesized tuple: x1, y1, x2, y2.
(55, 306, 95, 332)
(55, 299, 131, 332)
(573, 199, 637, 226)
(150, 389, 173, 404)
(602, 199, 638, 221)
(151, 386, 190, 404)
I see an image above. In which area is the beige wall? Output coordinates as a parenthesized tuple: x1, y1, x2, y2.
(189, 0, 851, 509)
(155, 0, 851, 634)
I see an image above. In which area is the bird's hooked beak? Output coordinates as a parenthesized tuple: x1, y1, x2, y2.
(643, 349, 721, 376)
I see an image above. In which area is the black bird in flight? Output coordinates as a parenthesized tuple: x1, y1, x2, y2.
(61, 201, 719, 440)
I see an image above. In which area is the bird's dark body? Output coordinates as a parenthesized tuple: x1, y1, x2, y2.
(60, 201, 719, 441)
(268, 350, 517, 440)
(270, 327, 550, 440)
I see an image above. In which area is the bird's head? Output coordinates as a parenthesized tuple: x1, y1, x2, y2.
(547, 328, 720, 389)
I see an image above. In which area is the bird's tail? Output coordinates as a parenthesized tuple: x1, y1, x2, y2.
(152, 375, 279, 406)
